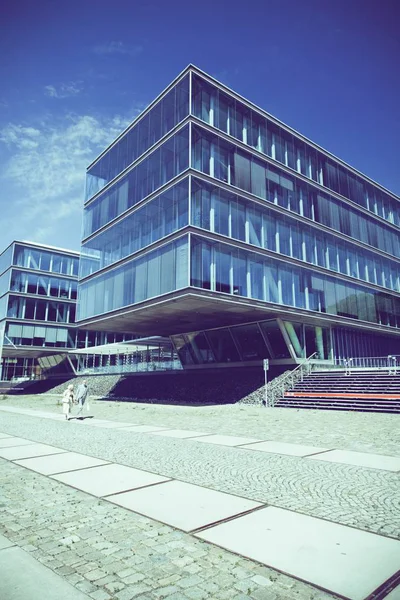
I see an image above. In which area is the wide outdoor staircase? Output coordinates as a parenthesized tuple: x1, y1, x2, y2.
(275, 370, 400, 413)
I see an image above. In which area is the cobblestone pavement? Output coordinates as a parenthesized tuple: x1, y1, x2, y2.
(4, 393, 400, 456)
(0, 396, 399, 599)
(0, 459, 335, 600)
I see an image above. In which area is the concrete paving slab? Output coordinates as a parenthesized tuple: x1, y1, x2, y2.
(0, 546, 90, 600)
(0, 437, 35, 448)
(115, 424, 170, 433)
(75, 418, 112, 426)
(0, 407, 54, 419)
(51, 463, 170, 497)
(0, 443, 67, 461)
(193, 434, 260, 447)
(0, 406, 29, 414)
(15, 452, 109, 475)
(148, 429, 210, 439)
(196, 506, 400, 600)
(242, 441, 328, 457)
(107, 480, 262, 532)
(308, 449, 400, 472)
(82, 420, 135, 428)
(0, 533, 15, 550)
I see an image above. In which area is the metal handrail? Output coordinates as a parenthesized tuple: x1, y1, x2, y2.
(335, 355, 398, 374)
(267, 352, 318, 407)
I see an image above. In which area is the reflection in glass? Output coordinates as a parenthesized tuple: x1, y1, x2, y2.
(206, 328, 240, 363)
(230, 323, 269, 361)
(80, 179, 189, 278)
(191, 73, 400, 229)
(192, 126, 400, 262)
(78, 237, 188, 321)
(84, 126, 189, 238)
(86, 75, 189, 200)
(190, 236, 400, 329)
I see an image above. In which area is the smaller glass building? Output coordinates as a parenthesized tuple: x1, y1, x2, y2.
(0, 241, 132, 380)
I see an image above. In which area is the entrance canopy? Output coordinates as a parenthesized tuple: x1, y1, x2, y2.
(69, 336, 172, 356)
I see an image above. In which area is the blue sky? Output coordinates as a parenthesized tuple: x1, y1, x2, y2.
(0, 0, 399, 252)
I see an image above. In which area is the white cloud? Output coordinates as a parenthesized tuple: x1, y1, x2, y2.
(92, 41, 143, 57)
(0, 111, 138, 247)
(44, 82, 82, 99)
(0, 125, 41, 149)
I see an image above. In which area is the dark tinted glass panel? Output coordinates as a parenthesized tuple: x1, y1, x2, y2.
(186, 332, 215, 364)
(259, 321, 290, 358)
(231, 323, 269, 360)
(206, 328, 240, 363)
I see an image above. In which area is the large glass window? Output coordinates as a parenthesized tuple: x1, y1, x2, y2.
(0, 270, 10, 297)
(13, 245, 78, 276)
(191, 126, 400, 262)
(205, 328, 240, 362)
(191, 73, 400, 229)
(0, 244, 13, 277)
(83, 126, 189, 238)
(6, 296, 75, 324)
(77, 237, 188, 321)
(190, 177, 400, 295)
(231, 323, 270, 361)
(185, 332, 215, 363)
(9, 270, 76, 300)
(80, 179, 189, 278)
(0, 294, 7, 320)
(190, 236, 400, 330)
(259, 321, 291, 359)
(86, 75, 189, 200)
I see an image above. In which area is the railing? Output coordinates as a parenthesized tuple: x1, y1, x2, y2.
(77, 359, 183, 375)
(266, 352, 318, 407)
(335, 355, 399, 375)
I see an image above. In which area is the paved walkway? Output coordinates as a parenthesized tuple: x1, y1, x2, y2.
(0, 399, 399, 600)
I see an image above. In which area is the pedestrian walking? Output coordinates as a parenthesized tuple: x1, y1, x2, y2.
(76, 380, 89, 417)
(62, 384, 74, 420)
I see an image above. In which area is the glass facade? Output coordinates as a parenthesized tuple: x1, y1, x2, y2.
(78, 237, 189, 320)
(14, 244, 79, 276)
(6, 295, 75, 323)
(10, 269, 77, 299)
(191, 125, 400, 259)
(191, 177, 400, 294)
(0, 244, 13, 277)
(172, 320, 293, 366)
(192, 73, 400, 228)
(78, 66, 400, 365)
(86, 74, 189, 200)
(83, 126, 189, 238)
(191, 235, 400, 328)
(81, 178, 189, 278)
(0, 241, 132, 380)
(3, 322, 128, 350)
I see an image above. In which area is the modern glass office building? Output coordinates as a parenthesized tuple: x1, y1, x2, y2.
(0, 241, 131, 380)
(77, 65, 400, 369)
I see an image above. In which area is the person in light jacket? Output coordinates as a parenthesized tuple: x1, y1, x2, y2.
(62, 384, 74, 420)
(75, 380, 89, 416)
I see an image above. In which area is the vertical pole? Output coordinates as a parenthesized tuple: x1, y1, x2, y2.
(264, 367, 268, 408)
(0, 322, 4, 381)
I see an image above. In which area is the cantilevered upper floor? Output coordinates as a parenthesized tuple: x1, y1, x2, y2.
(77, 66, 400, 354)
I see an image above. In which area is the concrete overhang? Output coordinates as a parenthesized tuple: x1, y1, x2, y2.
(76, 290, 280, 336)
(1, 346, 69, 360)
(76, 288, 400, 339)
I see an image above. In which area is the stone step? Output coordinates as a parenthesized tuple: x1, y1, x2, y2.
(276, 403, 400, 414)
